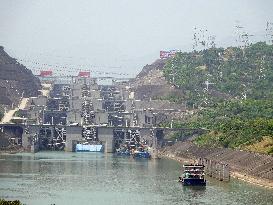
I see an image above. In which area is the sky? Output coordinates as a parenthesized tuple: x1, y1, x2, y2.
(0, 0, 273, 77)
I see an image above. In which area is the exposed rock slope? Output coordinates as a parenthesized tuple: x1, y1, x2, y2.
(130, 59, 183, 100)
(0, 46, 41, 108)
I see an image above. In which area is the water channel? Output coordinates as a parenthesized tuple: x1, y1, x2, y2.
(0, 152, 273, 205)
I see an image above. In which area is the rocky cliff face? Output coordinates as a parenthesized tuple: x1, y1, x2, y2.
(130, 59, 183, 100)
(0, 46, 41, 107)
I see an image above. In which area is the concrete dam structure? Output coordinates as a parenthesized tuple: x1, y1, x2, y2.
(0, 74, 203, 155)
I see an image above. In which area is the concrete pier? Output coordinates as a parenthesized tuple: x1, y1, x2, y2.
(199, 158, 230, 182)
(97, 127, 114, 153)
(65, 126, 83, 152)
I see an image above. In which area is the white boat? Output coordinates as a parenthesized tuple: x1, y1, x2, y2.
(76, 144, 104, 152)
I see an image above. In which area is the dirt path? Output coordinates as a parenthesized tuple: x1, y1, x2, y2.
(18, 98, 28, 109)
(0, 83, 50, 124)
(0, 109, 17, 124)
(0, 98, 29, 124)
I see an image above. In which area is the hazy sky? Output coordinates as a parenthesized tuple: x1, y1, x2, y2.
(1, 0, 273, 77)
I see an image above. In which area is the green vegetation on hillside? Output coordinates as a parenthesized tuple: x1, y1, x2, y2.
(163, 42, 273, 154)
(0, 199, 22, 205)
(163, 42, 273, 106)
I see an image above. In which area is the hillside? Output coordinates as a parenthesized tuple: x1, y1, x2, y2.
(161, 42, 273, 154)
(130, 59, 184, 101)
(0, 46, 41, 117)
(163, 42, 273, 105)
(161, 141, 273, 184)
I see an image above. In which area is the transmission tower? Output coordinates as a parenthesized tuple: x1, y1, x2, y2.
(235, 22, 254, 57)
(193, 27, 217, 51)
(265, 21, 273, 45)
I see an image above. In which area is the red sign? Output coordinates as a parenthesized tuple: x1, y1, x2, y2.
(40, 70, 53, 77)
(78, 71, 90, 78)
(160, 50, 179, 59)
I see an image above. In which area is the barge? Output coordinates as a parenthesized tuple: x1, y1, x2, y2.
(179, 164, 206, 186)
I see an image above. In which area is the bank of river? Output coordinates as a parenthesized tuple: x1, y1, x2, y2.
(160, 142, 273, 189)
(160, 152, 273, 189)
(1, 152, 273, 205)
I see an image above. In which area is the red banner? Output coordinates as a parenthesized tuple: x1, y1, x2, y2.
(78, 71, 90, 78)
(160, 50, 179, 59)
(40, 70, 53, 77)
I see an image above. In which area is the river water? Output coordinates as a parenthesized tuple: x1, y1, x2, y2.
(0, 152, 273, 205)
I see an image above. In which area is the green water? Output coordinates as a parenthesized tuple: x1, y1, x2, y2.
(0, 152, 273, 205)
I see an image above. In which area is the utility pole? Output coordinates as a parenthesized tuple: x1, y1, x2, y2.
(204, 80, 215, 91)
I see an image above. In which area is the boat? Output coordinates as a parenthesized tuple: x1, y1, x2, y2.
(75, 142, 104, 152)
(132, 150, 151, 158)
(132, 147, 151, 159)
(116, 148, 131, 156)
(179, 164, 206, 186)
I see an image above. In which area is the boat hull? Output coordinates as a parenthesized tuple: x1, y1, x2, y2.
(116, 151, 131, 156)
(182, 178, 206, 186)
(133, 151, 151, 159)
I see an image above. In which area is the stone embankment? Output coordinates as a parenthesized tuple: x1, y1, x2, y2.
(160, 141, 273, 188)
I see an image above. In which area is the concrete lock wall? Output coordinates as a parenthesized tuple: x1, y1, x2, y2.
(95, 112, 108, 125)
(22, 132, 30, 149)
(66, 111, 81, 125)
(125, 100, 133, 111)
(28, 110, 40, 123)
(22, 126, 40, 150)
(69, 98, 82, 110)
(90, 83, 99, 90)
(71, 86, 81, 98)
(139, 129, 152, 142)
(65, 126, 83, 152)
(97, 127, 114, 153)
(137, 111, 155, 127)
(30, 96, 47, 106)
(90, 90, 100, 99)
(93, 99, 103, 111)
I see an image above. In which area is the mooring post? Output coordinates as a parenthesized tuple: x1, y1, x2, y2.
(214, 162, 217, 179)
(218, 162, 223, 181)
(223, 164, 230, 182)
(204, 158, 208, 173)
(208, 159, 212, 177)
(213, 161, 217, 178)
